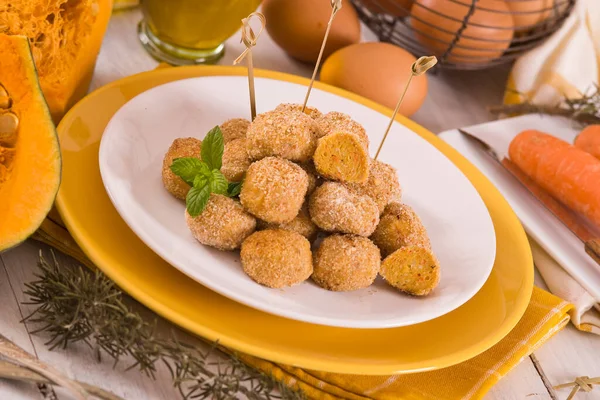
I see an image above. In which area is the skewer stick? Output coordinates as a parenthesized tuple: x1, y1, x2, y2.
(302, 0, 343, 112)
(233, 12, 266, 121)
(374, 56, 437, 161)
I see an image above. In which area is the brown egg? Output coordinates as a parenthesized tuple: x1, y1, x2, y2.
(411, 0, 514, 64)
(263, 0, 361, 63)
(320, 42, 428, 116)
(506, 0, 553, 32)
(360, 0, 414, 17)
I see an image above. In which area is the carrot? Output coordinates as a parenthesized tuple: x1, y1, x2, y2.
(509, 130, 600, 229)
(575, 125, 600, 160)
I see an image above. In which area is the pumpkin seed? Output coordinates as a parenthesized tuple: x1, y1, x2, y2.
(0, 112, 19, 147)
(0, 85, 10, 109)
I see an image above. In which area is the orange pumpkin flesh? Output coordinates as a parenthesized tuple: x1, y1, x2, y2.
(0, 35, 61, 251)
(1, 0, 113, 122)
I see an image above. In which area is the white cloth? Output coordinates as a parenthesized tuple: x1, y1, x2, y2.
(529, 236, 600, 334)
(506, 0, 600, 105)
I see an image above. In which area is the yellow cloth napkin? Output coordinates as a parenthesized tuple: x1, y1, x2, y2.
(505, 0, 600, 105)
(32, 214, 572, 400)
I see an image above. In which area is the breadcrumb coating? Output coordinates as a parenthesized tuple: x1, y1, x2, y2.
(222, 138, 250, 182)
(309, 182, 379, 237)
(240, 157, 309, 224)
(162, 137, 202, 200)
(315, 111, 369, 149)
(246, 110, 318, 162)
(186, 194, 256, 251)
(370, 203, 431, 258)
(380, 246, 440, 296)
(256, 205, 318, 240)
(220, 118, 250, 143)
(346, 159, 401, 214)
(312, 234, 380, 291)
(275, 103, 323, 120)
(241, 229, 313, 288)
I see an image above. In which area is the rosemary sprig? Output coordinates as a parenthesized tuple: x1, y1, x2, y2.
(23, 252, 305, 400)
(489, 85, 600, 126)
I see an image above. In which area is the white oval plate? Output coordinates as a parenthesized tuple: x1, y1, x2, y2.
(99, 76, 496, 329)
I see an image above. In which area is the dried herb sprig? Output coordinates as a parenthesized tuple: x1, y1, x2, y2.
(23, 252, 305, 400)
(489, 85, 600, 126)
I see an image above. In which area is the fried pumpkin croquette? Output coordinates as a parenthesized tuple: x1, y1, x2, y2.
(162, 137, 202, 200)
(298, 161, 320, 195)
(275, 103, 323, 120)
(221, 138, 250, 182)
(309, 182, 379, 236)
(220, 118, 250, 143)
(380, 246, 440, 296)
(312, 235, 380, 291)
(241, 229, 313, 288)
(346, 159, 402, 214)
(257, 205, 318, 240)
(246, 109, 318, 162)
(370, 203, 431, 258)
(315, 111, 369, 148)
(313, 132, 370, 183)
(186, 194, 256, 251)
(240, 157, 308, 224)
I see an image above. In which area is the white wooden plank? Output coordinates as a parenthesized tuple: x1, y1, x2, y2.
(0, 253, 44, 399)
(487, 359, 553, 400)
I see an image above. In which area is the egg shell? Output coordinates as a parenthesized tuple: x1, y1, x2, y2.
(263, 0, 361, 63)
(320, 42, 428, 116)
(359, 0, 415, 17)
(506, 0, 554, 32)
(410, 0, 514, 64)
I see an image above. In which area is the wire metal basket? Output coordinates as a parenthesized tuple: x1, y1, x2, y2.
(351, 0, 576, 70)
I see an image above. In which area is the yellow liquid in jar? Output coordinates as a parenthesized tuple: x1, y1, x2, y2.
(142, 0, 262, 50)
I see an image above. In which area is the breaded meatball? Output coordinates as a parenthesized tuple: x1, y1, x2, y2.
(370, 203, 431, 257)
(241, 229, 313, 288)
(309, 182, 379, 236)
(162, 137, 202, 200)
(220, 118, 250, 143)
(257, 205, 318, 240)
(313, 132, 370, 183)
(222, 138, 250, 182)
(275, 103, 323, 120)
(380, 246, 440, 296)
(346, 159, 402, 214)
(186, 194, 256, 251)
(315, 111, 369, 148)
(312, 234, 380, 291)
(246, 110, 318, 162)
(298, 161, 320, 195)
(240, 157, 308, 224)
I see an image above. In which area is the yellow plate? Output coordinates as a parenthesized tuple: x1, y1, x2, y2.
(56, 66, 533, 375)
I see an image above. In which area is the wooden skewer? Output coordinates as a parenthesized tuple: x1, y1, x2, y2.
(302, 0, 342, 112)
(233, 12, 266, 121)
(374, 56, 437, 161)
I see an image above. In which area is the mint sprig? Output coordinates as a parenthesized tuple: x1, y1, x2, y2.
(170, 126, 243, 217)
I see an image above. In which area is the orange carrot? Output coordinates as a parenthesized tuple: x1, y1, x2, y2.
(575, 125, 600, 160)
(509, 130, 600, 229)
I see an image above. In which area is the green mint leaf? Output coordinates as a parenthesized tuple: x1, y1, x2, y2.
(201, 126, 224, 171)
(193, 174, 208, 188)
(209, 169, 228, 195)
(186, 184, 211, 217)
(170, 157, 205, 185)
(227, 181, 243, 197)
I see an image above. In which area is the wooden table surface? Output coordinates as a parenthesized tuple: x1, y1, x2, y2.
(2, 7, 600, 400)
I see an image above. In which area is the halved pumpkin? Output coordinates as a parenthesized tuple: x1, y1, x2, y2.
(1, 0, 113, 122)
(0, 34, 61, 251)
